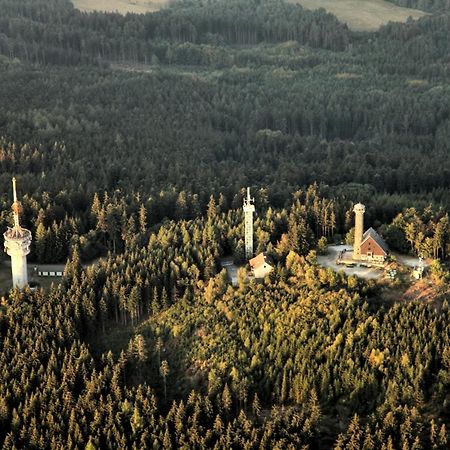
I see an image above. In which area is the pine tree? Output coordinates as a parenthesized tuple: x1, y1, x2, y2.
(222, 383, 232, 416)
(139, 204, 147, 233)
(85, 438, 97, 450)
(35, 221, 48, 263)
(131, 406, 144, 435)
(160, 360, 170, 401)
(252, 393, 261, 418)
(207, 195, 217, 221)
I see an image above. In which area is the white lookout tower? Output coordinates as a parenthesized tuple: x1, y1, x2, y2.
(243, 187, 255, 260)
(352, 202, 365, 260)
(4, 178, 32, 289)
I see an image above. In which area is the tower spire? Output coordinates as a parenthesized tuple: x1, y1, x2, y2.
(13, 177, 17, 202)
(243, 187, 255, 260)
(12, 177, 21, 229)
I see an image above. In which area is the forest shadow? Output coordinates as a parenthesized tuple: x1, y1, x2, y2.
(87, 320, 137, 359)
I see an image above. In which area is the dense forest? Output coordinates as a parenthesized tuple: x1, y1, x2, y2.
(1, 0, 450, 448)
(1, 201, 450, 448)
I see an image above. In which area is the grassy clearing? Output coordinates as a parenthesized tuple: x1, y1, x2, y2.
(290, 0, 427, 31)
(71, 0, 168, 14)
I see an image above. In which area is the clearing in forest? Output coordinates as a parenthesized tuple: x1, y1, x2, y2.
(71, 0, 168, 14)
(290, 0, 427, 31)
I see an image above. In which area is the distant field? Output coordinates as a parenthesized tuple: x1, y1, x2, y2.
(291, 0, 427, 31)
(71, 0, 168, 14)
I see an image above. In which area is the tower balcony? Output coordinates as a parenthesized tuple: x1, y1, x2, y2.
(4, 227, 32, 256)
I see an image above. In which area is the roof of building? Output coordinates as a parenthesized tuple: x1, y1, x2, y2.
(249, 252, 273, 269)
(361, 227, 389, 253)
(35, 264, 66, 272)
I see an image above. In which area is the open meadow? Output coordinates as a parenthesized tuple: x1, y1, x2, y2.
(71, 0, 168, 14)
(291, 0, 427, 31)
(72, 0, 429, 30)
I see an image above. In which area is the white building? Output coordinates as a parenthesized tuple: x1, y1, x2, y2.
(249, 252, 274, 279)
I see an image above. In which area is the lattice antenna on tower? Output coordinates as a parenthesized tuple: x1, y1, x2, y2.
(243, 187, 255, 260)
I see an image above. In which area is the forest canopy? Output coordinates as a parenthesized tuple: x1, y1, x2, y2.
(0, 0, 450, 448)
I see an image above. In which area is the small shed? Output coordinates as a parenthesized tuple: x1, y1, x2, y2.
(249, 253, 274, 279)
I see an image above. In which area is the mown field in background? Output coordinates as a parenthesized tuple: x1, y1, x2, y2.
(291, 0, 427, 31)
(71, 0, 168, 14)
(71, 0, 427, 27)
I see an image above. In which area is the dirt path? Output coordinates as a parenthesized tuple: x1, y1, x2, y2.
(220, 257, 239, 286)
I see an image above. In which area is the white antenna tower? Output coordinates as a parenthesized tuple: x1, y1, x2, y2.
(4, 177, 32, 289)
(12, 177, 20, 228)
(243, 187, 255, 260)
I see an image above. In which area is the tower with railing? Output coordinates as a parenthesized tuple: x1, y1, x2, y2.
(4, 178, 31, 288)
(352, 203, 365, 260)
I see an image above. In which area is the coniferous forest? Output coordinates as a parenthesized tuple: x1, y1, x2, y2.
(0, 0, 450, 448)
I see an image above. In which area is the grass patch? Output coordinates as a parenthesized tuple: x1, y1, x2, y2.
(71, 0, 168, 14)
(290, 0, 428, 31)
(336, 72, 362, 80)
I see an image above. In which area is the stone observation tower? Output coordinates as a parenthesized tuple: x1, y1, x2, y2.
(243, 187, 255, 260)
(352, 202, 365, 260)
(4, 178, 32, 289)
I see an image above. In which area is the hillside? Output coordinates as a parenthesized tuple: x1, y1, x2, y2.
(0, 0, 450, 448)
(292, 0, 428, 31)
(71, 0, 429, 30)
(71, 0, 168, 14)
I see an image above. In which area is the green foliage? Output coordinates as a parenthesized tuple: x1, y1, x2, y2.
(0, 196, 449, 448)
(0, 0, 449, 448)
(383, 207, 450, 258)
(0, 0, 349, 67)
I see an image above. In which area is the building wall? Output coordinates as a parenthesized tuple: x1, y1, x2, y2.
(360, 238, 386, 261)
(11, 254, 28, 288)
(358, 254, 385, 262)
(38, 271, 63, 277)
(253, 264, 273, 279)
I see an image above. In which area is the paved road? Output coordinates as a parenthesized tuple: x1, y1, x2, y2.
(394, 253, 429, 268)
(317, 245, 429, 280)
(317, 245, 384, 280)
(220, 257, 239, 286)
